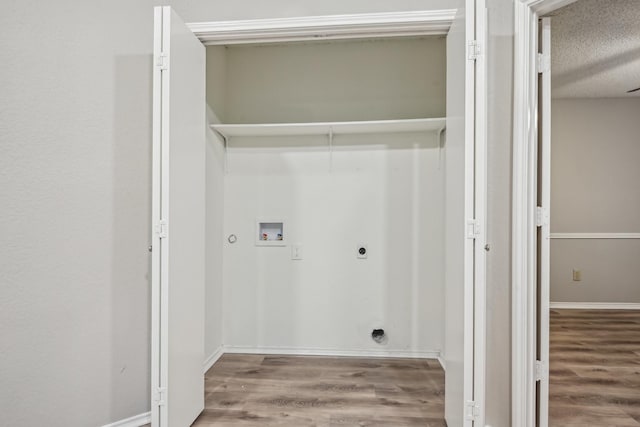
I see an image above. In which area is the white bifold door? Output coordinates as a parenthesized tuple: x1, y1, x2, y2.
(444, 0, 486, 426)
(151, 6, 206, 427)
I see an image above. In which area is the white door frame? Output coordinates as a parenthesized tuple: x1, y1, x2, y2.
(473, 2, 488, 426)
(152, 7, 488, 425)
(187, 10, 456, 45)
(538, 16, 552, 427)
(511, 1, 578, 426)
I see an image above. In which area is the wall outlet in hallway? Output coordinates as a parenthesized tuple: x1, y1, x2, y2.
(572, 269, 582, 282)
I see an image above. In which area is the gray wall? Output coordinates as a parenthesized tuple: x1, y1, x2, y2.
(0, 1, 474, 426)
(551, 98, 640, 303)
(222, 37, 446, 123)
(0, 2, 518, 427)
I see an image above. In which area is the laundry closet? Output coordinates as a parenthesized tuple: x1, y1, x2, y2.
(151, 6, 483, 427)
(208, 35, 446, 354)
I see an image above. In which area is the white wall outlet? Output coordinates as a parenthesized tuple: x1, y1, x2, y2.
(572, 269, 582, 282)
(357, 244, 368, 259)
(291, 244, 303, 260)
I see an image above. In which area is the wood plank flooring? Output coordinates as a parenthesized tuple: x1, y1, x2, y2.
(550, 309, 640, 427)
(191, 354, 445, 426)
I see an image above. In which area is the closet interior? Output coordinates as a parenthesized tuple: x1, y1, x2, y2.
(203, 36, 455, 359)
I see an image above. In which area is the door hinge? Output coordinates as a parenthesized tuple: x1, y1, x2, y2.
(156, 52, 168, 71)
(155, 220, 168, 239)
(153, 387, 167, 407)
(535, 360, 548, 382)
(465, 400, 480, 421)
(537, 53, 550, 73)
(535, 206, 549, 227)
(468, 40, 481, 61)
(467, 218, 481, 239)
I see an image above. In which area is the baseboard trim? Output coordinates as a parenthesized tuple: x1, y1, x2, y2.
(203, 345, 224, 374)
(437, 355, 446, 371)
(551, 302, 640, 310)
(223, 345, 440, 360)
(101, 411, 151, 427)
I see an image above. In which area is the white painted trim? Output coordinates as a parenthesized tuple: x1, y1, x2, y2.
(203, 346, 224, 374)
(465, 0, 489, 426)
(550, 302, 640, 310)
(150, 7, 164, 427)
(158, 7, 172, 426)
(223, 345, 441, 360)
(538, 17, 551, 427)
(550, 233, 640, 239)
(461, 2, 478, 426)
(473, 2, 488, 426)
(437, 355, 447, 372)
(101, 412, 151, 427)
(512, 1, 581, 427)
(512, 2, 539, 427)
(187, 10, 456, 45)
(528, 0, 578, 15)
(211, 118, 446, 138)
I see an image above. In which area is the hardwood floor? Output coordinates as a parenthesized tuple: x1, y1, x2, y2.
(190, 354, 445, 426)
(550, 309, 640, 427)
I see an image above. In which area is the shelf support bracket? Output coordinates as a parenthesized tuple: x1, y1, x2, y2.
(328, 127, 334, 173)
(223, 134, 229, 175)
(437, 126, 445, 169)
(211, 128, 230, 175)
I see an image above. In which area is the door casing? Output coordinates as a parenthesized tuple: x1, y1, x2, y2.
(512, 1, 578, 426)
(151, 5, 488, 425)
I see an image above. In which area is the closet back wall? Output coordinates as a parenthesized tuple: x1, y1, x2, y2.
(223, 134, 444, 355)
(206, 37, 447, 355)
(211, 37, 446, 123)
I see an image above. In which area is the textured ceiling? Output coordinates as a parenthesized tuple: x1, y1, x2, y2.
(550, 0, 640, 98)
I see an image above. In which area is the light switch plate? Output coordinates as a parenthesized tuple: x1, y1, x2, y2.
(291, 244, 303, 260)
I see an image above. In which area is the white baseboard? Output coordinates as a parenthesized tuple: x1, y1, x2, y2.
(222, 345, 440, 360)
(550, 302, 640, 310)
(101, 411, 151, 427)
(437, 355, 446, 371)
(203, 345, 224, 373)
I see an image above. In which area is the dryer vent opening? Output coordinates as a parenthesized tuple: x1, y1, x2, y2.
(371, 329, 386, 344)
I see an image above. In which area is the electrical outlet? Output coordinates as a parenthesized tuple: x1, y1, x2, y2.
(357, 244, 368, 259)
(572, 269, 582, 282)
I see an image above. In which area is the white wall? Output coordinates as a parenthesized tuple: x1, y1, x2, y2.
(222, 132, 444, 354)
(0, 0, 519, 426)
(206, 46, 228, 123)
(170, 0, 458, 22)
(223, 37, 446, 123)
(205, 107, 225, 359)
(551, 98, 640, 303)
(204, 46, 227, 361)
